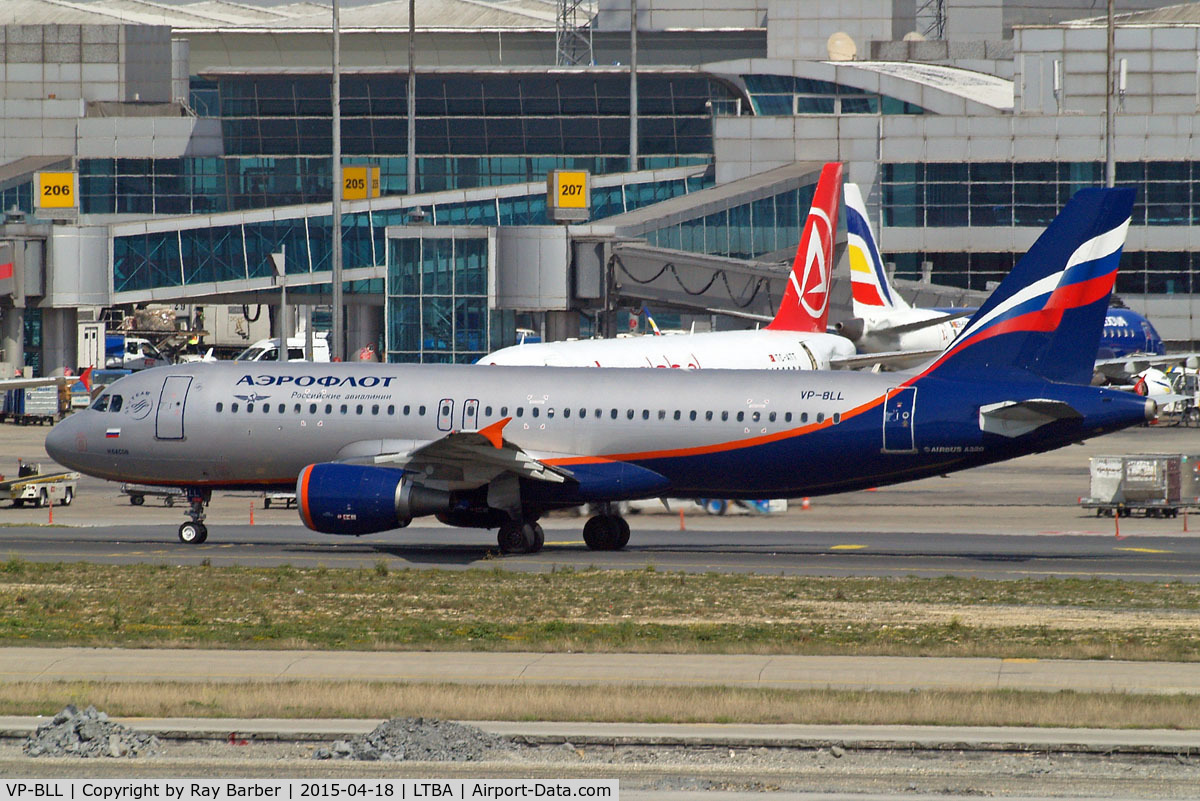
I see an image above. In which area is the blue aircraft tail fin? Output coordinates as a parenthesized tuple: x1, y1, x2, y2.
(921, 187, 1135, 385)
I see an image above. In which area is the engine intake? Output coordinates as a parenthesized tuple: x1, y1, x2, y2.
(297, 463, 452, 535)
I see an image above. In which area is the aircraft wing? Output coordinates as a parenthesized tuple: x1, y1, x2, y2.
(866, 310, 974, 336)
(978, 399, 1082, 438)
(0, 370, 92, 392)
(372, 417, 572, 490)
(830, 348, 942, 371)
(1095, 351, 1200, 381)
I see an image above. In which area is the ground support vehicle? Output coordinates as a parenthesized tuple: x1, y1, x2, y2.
(1080, 453, 1200, 518)
(0, 462, 78, 508)
(1, 386, 61, 425)
(122, 483, 186, 507)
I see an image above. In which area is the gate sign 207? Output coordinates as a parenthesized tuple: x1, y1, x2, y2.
(547, 169, 590, 222)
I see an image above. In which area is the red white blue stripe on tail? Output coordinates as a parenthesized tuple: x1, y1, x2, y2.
(920, 187, 1135, 386)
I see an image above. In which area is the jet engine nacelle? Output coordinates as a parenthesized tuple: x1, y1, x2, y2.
(297, 463, 452, 535)
(834, 318, 865, 342)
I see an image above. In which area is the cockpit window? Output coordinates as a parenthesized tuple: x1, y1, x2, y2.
(109, 395, 123, 413)
(91, 394, 110, 412)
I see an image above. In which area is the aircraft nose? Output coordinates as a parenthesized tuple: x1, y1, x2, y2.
(45, 416, 77, 468)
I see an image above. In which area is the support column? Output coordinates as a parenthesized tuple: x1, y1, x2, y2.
(544, 310, 579, 343)
(346, 303, 383, 361)
(40, 308, 76, 376)
(1, 304, 24, 373)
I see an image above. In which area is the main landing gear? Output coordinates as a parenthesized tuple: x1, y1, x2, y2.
(582, 512, 630, 551)
(497, 520, 544, 555)
(178, 490, 211, 544)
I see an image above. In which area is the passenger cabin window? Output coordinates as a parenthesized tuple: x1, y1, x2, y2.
(563, 408, 571, 418)
(516, 407, 524, 417)
(785, 412, 792, 422)
(800, 412, 808, 423)
(356, 404, 364, 414)
(817, 412, 825, 423)
(372, 405, 380, 415)
(215, 402, 223, 413)
(610, 409, 618, 420)
(387, 405, 395, 415)
(752, 411, 760, 422)
(626, 409, 634, 420)
(340, 404, 348, 414)
(484, 406, 492, 416)
(705, 411, 713, 421)
(721, 411, 728, 422)
(232, 403, 240, 413)
(531, 407, 539, 418)
(403, 405, 411, 415)
(736, 411, 744, 422)
(108, 395, 123, 413)
(294, 404, 301, 413)
(418, 405, 426, 415)
(309, 403, 317, 413)
(247, 403, 255, 412)
(278, 404, 285, 413)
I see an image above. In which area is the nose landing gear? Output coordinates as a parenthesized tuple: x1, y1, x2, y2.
(177, 490, 211, 544)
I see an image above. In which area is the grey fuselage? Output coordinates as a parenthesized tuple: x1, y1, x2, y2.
(45, 361, 1148, 502)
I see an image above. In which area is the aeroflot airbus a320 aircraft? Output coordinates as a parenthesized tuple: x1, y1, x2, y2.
(483, 162, 856, 371)
(47, 188, 1154, 555)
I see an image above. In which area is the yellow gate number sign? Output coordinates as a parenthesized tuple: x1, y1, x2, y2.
(555, 171, 588, 208)
(343, 166, 381, 200)
(547, 169, 590, 221)
(35, 172, 77, 210)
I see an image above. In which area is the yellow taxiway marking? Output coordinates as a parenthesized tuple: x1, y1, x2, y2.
(545, 540, 583, 546)
(1115, 547, 1173, 554)
(830, 544, 868, 550)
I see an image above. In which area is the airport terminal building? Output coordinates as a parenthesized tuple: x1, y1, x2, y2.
(2, 0, 1200, 374)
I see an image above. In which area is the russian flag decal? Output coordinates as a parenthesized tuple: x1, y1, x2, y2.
(105, 428, 120, 439)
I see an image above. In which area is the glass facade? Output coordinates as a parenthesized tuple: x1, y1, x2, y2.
(642, 183, 811, 260)
(387, 235, 513, 364)
(112, 175, 708, 294)
(888, 250, 1195, 295)
(743, 75, 927, 116)
(882, 161, 1197, 228)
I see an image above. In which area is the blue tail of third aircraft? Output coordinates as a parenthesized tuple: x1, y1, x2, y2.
(922, 188, 1135, 385)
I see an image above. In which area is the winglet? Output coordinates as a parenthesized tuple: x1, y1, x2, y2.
(478, 416, 511, 449)
(79, 366, 93, 394)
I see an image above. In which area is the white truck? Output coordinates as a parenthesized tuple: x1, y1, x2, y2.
(234, 335, 331, 363)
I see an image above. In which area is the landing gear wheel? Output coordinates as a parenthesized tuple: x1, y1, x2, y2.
(498, 522, 540, 554)
(62, 487, 73, 507)
(178, 521, 208, 544)
(583, 515, 629, 551)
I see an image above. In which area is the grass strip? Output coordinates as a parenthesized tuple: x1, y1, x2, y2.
(1, 559, 1198, 660)
(2, 681, 1199, 729)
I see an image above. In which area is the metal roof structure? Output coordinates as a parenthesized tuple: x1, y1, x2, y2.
(841, 60, 1014, 111)
(1067, 2, 1200, 26)
(0, 0, 587, 30)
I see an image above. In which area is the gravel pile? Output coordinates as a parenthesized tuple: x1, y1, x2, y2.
(314, 717, 513, 762)
(23, 705, 162, 759)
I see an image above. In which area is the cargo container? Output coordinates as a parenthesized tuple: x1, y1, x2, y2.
(1081, 453, 1200, 517)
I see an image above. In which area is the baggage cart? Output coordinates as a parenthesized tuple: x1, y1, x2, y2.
(122, 483, 187, 507)
(1, 386, 61, 425)
(1080, 453, 1200, 518)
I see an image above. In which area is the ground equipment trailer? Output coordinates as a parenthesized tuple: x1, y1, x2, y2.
(0, 462, 78, 508)
(1080, 453, 1200, 517)
(122, 483, 186, 506)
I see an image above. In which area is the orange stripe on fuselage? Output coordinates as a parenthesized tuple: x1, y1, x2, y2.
(545, 393, 888, 466)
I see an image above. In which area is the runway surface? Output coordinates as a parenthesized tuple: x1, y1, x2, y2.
(6, 647, 1200, 694)
(3, 421, 1200, 578)
(2, 521, 1200, 580)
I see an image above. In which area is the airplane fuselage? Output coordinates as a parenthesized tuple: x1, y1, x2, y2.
(482, 330, 857, 370)
(48, 362, 1151, 507)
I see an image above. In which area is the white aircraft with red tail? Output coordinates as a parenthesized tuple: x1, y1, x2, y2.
(481, 163, 856, 371)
